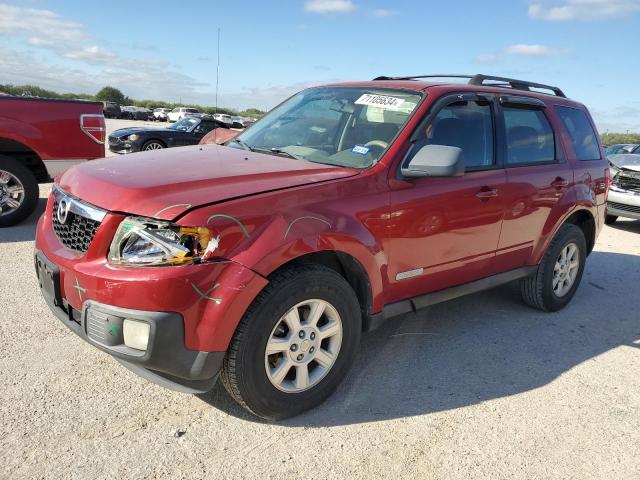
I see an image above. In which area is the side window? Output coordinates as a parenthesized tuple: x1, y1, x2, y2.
(555, 106, 601, 161)
(422, 100, 494, 169)
(196, 121, 216, 134)
(503, 107, 555, 165)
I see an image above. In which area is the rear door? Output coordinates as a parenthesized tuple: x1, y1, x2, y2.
(494, 96, 574, 269)
(386, 93, 507, 301)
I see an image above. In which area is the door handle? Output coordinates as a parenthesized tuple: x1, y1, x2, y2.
(551, 177, 569, 189)
(475, 187, 499, 199)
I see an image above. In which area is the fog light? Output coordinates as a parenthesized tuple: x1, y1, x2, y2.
(123, 319, 150, 351)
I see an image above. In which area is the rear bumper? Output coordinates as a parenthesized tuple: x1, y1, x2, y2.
(607, 188, 640, 220)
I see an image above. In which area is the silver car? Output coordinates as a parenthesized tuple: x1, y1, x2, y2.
(607, 154, 640, 224)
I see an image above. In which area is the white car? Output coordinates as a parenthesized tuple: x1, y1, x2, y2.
(213, 113, 233, 126)
(168, 107, 199, 122)
(153, 108, 172, 121)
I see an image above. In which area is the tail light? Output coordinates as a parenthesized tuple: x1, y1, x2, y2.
(80, 114, 106, 144)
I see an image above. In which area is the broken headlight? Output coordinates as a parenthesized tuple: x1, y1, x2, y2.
(108, 216, 220, 266)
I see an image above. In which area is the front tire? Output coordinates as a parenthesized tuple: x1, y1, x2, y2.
(0, 155, 38, 227)
(142, 140, 165, 151)
(220, 265, 361, 420)
(520, 224, 587, 312)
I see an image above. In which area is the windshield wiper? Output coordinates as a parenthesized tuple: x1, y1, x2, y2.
(230, 138, 254, 152)
(265, 147, 304, 161)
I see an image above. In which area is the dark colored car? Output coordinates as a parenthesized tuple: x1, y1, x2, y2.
(108, 115, 225, 153)
(36, 74, 609, 420)
(102, 102, 121, 119)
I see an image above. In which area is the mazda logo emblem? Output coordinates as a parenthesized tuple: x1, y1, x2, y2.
(57, 198, 71, 224)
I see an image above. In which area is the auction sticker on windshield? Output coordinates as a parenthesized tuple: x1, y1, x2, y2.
(355, 94, 405, 110)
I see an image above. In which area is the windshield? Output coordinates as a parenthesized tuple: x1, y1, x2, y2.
(168, 117, 199, 131)
(231, 86, 423, 168)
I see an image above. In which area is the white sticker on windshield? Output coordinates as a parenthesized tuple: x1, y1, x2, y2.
(355, 94, 406, 110)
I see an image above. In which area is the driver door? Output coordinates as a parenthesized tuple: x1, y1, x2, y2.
(386, 94, 507, 302)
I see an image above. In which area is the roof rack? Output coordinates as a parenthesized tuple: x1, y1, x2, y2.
(372, 73, 566, 98)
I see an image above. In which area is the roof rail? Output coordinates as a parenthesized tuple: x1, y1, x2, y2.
(373, 73, 566, 98)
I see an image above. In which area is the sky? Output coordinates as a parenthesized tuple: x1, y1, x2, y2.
(0, 0, 639, 132)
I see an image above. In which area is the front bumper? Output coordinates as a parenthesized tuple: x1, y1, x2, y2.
(607, 188, 640, 220)
(34, 195, 268, 392)
(107, 136, 143, 154)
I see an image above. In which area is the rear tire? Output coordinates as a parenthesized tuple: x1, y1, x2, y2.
(220, 265, 361, 420)
(520, 224, 587, 312)
(605, 214, 618, 225)
(0, 155, 38, 227)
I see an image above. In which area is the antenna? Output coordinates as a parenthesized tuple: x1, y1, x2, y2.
(214, 27, 221, 143)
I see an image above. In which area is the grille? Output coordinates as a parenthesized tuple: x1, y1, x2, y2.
(52, 198, 101, 253)
(608, 201, 640, 215)
(108, 135, 123, 145)
(613, 171, 640, 193)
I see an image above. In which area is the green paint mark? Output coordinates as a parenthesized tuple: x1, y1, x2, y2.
(191, 282, 222, 305)
(109, 324, 119, 336)
(73, 277, 86, 302)
(206, 214, 250, 238)
(284, 216, 331, 239)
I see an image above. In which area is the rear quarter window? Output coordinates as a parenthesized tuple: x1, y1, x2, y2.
(555, 106, 601, 161)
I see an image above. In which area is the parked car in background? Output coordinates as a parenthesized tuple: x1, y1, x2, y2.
(606, 153, 640, 224)
(102, 102, 121, 119)
(0, 96, 104, 225)
(231, 116, 247, 128)
(168, 107, 199, 122)
(108, 115, 225, 153)
(36, 74, 608, 419)
(213, 113, 233, 127)
(153, 108, 172, 122)
(606, 144, 639, 156)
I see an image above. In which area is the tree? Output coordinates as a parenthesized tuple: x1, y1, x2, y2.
(95, 86, 127, 105)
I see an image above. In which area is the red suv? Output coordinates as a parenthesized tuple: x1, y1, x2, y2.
(35, 75, 609, 419)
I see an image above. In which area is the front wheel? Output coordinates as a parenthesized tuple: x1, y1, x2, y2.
(520, 224, 587, 312)
(220, 265, 361, 420)
(142, 140, 165, 151)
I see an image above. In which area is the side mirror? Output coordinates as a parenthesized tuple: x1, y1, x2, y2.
(401, 144, 465, 178)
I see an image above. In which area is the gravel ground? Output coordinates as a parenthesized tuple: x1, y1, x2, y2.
(1, 183, 639, 479)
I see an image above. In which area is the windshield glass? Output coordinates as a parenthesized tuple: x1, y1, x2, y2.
(168, 117, 199, 131)
(231, 87, 423, 168)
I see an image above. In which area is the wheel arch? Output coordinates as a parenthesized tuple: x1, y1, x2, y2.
(142, 138, 167, 148)
(0, 136, 48, 182)
(562, 208, 596, 255)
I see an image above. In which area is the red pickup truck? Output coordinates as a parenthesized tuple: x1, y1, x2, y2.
(35, 75, 609, 419)
(0, 96, 105, 226)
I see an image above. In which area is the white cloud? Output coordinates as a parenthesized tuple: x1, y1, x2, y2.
(305, 0, 356, 13)
(372, 9, 398, 16)
(0, 3, 86, 41)
(505, 44, 554, 56)
(529, 0, 640, 21)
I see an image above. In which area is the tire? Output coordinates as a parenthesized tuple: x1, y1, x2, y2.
(220, 265, 361, 420)
(0, 155, 39, 227)
(520, 224, 587, 312)
(605, 215, 618, 225)
(141, 140, 165, 151)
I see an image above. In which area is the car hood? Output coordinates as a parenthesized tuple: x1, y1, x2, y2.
(609, 153, 640, 172)
(110, 127, 180, 137)
(58, 144, 360, 220)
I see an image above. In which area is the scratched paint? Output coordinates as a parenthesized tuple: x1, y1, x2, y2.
(284, 216, 332, 239)
(153, 203, 192, 217)
(206, 214, 250, 238)
(191, 282, 222, 304)
(73, 277, 86, 302)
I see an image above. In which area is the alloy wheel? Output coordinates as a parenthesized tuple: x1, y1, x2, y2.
(0, 170, 25, 216)
(264, 299, 343, 393)
(552, 242, 580, 297)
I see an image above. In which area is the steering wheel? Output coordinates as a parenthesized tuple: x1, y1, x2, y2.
(364, 140, 389, 150)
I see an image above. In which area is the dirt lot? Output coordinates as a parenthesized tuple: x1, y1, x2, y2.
(1, 181, 639, 479)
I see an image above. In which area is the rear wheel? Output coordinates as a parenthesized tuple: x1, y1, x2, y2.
(220, 265, 361, 420)
(605, 214, 618, 225)
(520, 224, 587, 311)
(142, 140, 165, 151)
(0, 155, 38, 227)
